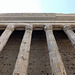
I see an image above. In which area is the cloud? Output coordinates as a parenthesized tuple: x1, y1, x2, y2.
(0, 0, 42, 13)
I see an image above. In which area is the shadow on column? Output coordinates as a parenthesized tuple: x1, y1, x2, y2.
(27, 30, 51, 75)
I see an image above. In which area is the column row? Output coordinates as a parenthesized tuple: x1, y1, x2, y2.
(0, 24, 75, 75)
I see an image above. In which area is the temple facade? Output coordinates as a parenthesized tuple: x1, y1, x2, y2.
(0, 13, 75, 75)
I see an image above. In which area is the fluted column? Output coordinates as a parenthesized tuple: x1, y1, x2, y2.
(44, 25, 67, 75)
(63, 25, 75, 48)
(0, 25, 15, 52)
(13, 25, 33, 75)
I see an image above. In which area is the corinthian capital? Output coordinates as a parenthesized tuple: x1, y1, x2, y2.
(25, 25, 33, 30)
(63, 25, 72, 31)
(6, 24, 15, 31)
(44, 25, 52, 31)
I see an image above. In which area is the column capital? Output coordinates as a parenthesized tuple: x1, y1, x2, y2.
(6, 25, 15, 31)
(25, 25, 33, 30)
(63, 25, 72, 31)
(44, 25, 52, 31)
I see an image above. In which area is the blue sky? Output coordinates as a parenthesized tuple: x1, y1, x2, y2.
(40, 0, 75, 13)
(0, 0, 75, 13)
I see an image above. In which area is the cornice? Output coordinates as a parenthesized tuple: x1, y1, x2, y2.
(0, 13, 75, 21)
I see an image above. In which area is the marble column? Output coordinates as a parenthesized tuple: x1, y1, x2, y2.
(63, 25, 75, 48)
(0, 25, 15, 52)
(13, 25, 33, 75)
(44, 25, 67, 75)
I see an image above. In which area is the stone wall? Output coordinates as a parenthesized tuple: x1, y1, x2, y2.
(0, 30, 75, 75)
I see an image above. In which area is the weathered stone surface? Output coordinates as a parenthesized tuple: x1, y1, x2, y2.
(0, 30, 75, 75)
(13, 25, 33, 75)
(0, 13, 75, 21)
(0, 25, 15, 52)
(63, 25, 75, 48)
(44, 25, 67, 75)
(0, 13, 75, 75)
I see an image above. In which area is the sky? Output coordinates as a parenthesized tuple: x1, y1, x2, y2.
(0, 0, 75, 13)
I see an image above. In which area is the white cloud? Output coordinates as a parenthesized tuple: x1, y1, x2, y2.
(0, 0, 42, 13)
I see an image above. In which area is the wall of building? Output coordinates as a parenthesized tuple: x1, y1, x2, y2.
(0, 30, 75, 75)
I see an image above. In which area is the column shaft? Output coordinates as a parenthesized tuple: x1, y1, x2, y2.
(13, 25, 33, 75)
(44, 25, 67, 75)
(0, 25, 15, 51)
(63, 25, 75, 48)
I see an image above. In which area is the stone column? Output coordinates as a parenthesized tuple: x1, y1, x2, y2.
(0, 25, 15, 52)
(44, 25, 67, 75)
(63, 25, 75, 48)
(13, 25, 33, 75)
